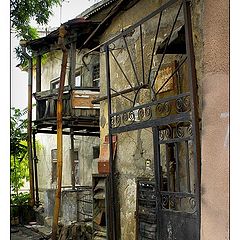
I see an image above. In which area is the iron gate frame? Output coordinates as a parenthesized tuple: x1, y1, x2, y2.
(100, 0, 201, 239)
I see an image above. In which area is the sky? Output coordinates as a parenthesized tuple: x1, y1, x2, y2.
(11, 0, 100, 110)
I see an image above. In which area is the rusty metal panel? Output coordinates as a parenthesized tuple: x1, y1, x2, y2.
(136, 180, 157, 240)
(71, 90, 99, 109)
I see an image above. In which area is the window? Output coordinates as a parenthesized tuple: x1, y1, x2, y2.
(73, 150, 80, 185)
(92, 64, 100, 87)
(75, 69, 83, 87)
(75, 74, 82, 87)
(93, 146, 100, 159)
(51, 149, 79, 185)
(51, 149, 57, 183)
(50, 78, 60, 89)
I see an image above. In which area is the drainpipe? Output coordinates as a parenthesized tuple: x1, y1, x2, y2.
(20, 41, 35, 207)
(32, 129, 40, 207)
(51, 25, 68, 240)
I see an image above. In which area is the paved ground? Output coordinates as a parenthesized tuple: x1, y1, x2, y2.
(11, 225, 50, 240)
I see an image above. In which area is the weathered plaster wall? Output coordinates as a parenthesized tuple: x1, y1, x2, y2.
(75, 135, 99, 186)
(99, 1, 169, 238)
(200, 0, 229, 239)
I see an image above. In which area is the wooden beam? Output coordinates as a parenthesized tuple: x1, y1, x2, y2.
(52, 25, 68, 240)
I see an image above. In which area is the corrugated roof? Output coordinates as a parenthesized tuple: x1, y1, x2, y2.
(78, 0, 118, 18)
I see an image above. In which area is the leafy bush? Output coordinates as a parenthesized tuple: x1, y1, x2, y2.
(11, 192, 30, 206)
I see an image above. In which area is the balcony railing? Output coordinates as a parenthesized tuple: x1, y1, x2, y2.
(34, 86, 100, 123)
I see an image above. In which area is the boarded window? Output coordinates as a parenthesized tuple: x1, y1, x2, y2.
(51, 149, 79, 185)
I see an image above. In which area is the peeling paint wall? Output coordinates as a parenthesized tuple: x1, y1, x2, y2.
(201, 0, 229, 239)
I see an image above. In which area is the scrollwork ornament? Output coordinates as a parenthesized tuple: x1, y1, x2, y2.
(161, 195, 169, 209)
(176, 122, 185, 138)
(187, 122, 193, 136)
(111, 116, 115, 127)
(169, 195, 176, 209)
(189, 197, 197, 213)
(138, 108, 145, 120)
(115, 115, 121, 127)
(156, 101, 171, 117)
(145, 106, 152, 120)
(160, 125, 172, 140)
(129, 111, 135, 123)
(122, 112, 129, 125)
(176, 95, 191, 113)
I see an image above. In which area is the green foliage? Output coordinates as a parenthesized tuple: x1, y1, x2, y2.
(11, 0, 60, 39)
(11, 192, 30, 206)
(11, 0, 61, 66)
(11, 107, 29, 194)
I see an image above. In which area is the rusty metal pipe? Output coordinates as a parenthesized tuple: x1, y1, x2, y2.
(51, 25, 68, 240)
(32, 129, 40, 207)
(70, 129, 76, 190)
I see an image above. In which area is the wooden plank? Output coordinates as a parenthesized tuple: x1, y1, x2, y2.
(72, 90, 100, 109)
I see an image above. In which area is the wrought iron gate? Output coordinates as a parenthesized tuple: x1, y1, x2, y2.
(100, 0, 200, 239)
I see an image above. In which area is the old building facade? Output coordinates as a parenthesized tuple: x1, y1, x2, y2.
(25, 0, 228, 239)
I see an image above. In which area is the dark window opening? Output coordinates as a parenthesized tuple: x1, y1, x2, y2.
(92, 64, 100, 87)
(50, 78, 60, 90)
(51, 149, 57, 183)
(74, 150, 80, 185)
(93, 146, 100, 159)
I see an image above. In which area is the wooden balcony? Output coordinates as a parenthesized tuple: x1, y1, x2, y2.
(33, 86, 100, 132)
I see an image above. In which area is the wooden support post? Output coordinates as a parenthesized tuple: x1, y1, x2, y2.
(27, 57, 35, 207)
(52, 25, 68, 240)
(70, 128, 76, 190)
(69, 41, 76, 88)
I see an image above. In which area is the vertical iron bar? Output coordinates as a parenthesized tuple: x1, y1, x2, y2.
(185, 140, 191, 192)
(183, 0, 201, 238)
(123, 36, 141, 86)
(147, 12, 162, 84)
(174, 142, 180, 192)
(139, 25, 145, 85)
(32, 130, 40, 207)
(70, 128, 75, 190)
(166, 144, 170, 191)
(105, 44, 116, 240)
(153, 127, 161, 240)
(151, 3, 183, 89)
